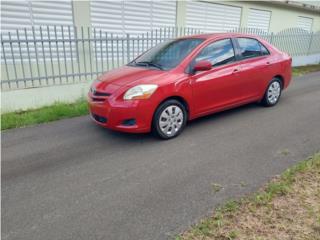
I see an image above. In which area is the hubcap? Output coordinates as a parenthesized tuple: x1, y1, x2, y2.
(159, 105, 184, 137)
(267, 81, 281, 104)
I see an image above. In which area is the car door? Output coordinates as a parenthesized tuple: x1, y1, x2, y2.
(190, 38, 244, 115)
(234, 37, 273, 99)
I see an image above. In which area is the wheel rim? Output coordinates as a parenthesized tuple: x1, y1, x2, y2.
(267, 81, 281, 104)
(159, 105, 184, 137)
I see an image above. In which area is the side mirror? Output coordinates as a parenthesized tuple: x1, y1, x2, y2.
(193, 60, 212, 72)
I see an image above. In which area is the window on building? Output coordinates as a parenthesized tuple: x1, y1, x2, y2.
(247, 8, 271, 32)
(90, 1, 176, 35)
(297, 16, 313, 32)
(237, 38, 263, 59)
(195, 39, 236, 67)
(185, 1, 242, 32)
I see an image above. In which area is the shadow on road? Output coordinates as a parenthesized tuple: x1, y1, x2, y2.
(96, 102, 261, 142)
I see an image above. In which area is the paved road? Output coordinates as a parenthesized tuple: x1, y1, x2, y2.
(2, 72, 320, 240)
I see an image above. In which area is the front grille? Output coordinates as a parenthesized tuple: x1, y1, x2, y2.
(92, 97, 105, 102)
(90, 89, 110, 102)
(93, 91, 111, 97)
(92, 114, 107, 123)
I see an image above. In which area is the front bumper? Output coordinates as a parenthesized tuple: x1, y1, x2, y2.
(88, 95, 154, 133)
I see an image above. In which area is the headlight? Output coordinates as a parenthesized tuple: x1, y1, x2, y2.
(123, 84, 158, 100)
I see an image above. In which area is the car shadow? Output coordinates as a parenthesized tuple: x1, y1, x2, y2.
(95, 102, 261, 142)
(187, 102, 259, 127)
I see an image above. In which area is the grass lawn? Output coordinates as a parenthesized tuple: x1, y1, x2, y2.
(292, 64, 320, 77)
(1, 64, 320, 130)
(177, 153, 320, 240)
(1, 100, 88, 130)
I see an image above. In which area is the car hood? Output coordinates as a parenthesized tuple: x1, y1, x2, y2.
(94, 66, 169, 93)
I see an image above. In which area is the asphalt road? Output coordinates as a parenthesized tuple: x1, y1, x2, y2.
(2, 72, 320, 240)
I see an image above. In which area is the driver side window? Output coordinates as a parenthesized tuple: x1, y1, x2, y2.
(195, 38, 236, 67)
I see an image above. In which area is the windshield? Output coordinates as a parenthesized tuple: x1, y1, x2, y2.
(128, 38, 204, 70)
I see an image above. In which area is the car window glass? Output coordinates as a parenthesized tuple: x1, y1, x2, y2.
(131, 38, 204, 70)
(260, 43, 270, 55)
(194, 39, 235, 67)
(237, 38, 262, 59)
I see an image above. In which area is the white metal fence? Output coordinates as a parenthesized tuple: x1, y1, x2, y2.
(1, 26, 200, 90)
(230, 27, 320, 56)
(1, 26, 319, 90)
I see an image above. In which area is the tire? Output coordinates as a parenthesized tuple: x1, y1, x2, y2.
(261, 78, 282, 107)
(152, 99, 187, 139)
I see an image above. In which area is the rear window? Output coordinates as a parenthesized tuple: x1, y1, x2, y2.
(237, 37, 269, 59)
(260, 43, 270, 55)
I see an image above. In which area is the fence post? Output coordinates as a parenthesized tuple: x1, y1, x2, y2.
(307, 32, 313, 55)
(270, 32, 274, 44)
(126, 33, 130, 63)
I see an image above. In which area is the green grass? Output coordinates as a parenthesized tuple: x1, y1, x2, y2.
(1, 100, 88, 130)
(1, 64, 320, 131)
(178, 152, 320, 240)
(292, 63, 320, 76)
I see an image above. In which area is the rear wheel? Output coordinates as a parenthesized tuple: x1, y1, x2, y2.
(152, 99, 187, 139)
(261, 78, 282, 107)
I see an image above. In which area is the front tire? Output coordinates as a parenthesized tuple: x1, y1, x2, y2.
(261, 78, 282, 107)
(152, 99, 187, 139)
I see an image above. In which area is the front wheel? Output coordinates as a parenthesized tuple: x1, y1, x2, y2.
(152, 99, 187, 139)
(261, 78, 282, 107)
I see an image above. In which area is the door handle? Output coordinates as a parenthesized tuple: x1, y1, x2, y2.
(266, 61, 271, 65)
(232, 68, 240, 73)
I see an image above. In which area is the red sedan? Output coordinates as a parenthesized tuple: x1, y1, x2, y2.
(88, 33, 292, 139)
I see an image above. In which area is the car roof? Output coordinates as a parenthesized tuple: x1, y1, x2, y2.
(180, 32, 259, 40)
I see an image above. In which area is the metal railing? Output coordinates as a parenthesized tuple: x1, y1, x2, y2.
(0, 26, 201, 90)
(1, 26, 319, 90)
(230, 27, 320, 57)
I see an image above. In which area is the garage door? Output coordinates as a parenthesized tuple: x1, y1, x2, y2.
(297, 16, 313, 32)
(90, 1, 176, 35)
(247, 8, 271, 32)
(186, 1, 242, 32)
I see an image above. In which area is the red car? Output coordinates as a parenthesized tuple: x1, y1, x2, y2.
(88, 33, 292, 139)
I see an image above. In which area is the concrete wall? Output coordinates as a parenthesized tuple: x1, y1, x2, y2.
(175, 1, 320, 32)
(1, 82, 91, 113)
(292, 53, 320, 67)
(230, 1, 320, 32)
(70, 1, 320, 32)
(72, 1, 91, 28)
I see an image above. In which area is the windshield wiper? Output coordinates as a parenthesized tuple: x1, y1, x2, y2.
(135, 61, 164, 70)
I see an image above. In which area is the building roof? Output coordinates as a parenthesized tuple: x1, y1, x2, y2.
(272, 1, 320, 13)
